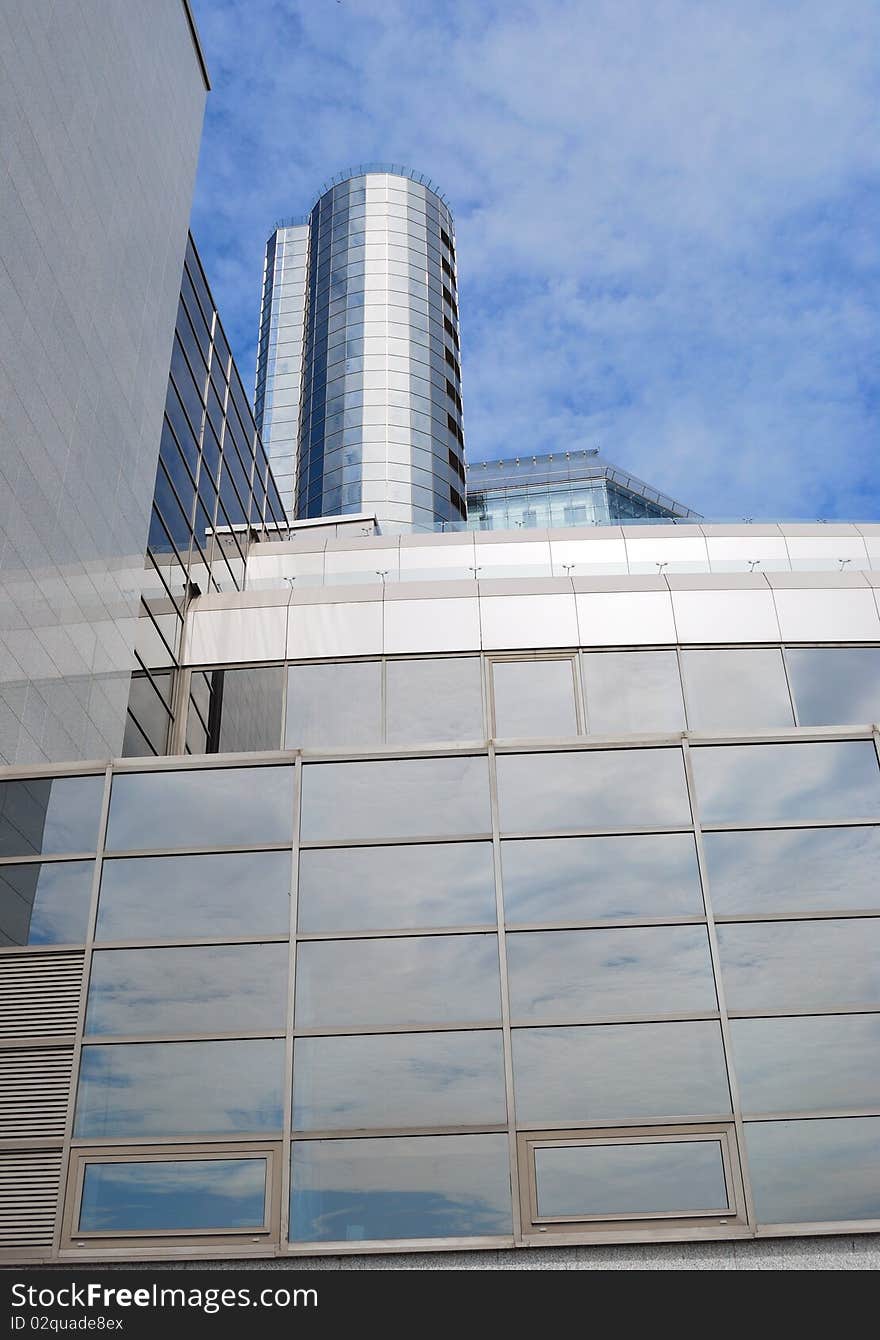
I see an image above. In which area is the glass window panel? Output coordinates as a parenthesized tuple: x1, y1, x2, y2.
(535, 1139, 729, 1218)
(85, 943, 289, 1037)
(386, 657, 483, 744)
(300, 756, 490, 842)
(492, 660, 578, 739)
(297, 842, 495, 933)
(501, 833, 703, 924)
(507, 926, 716, 1022)
(0, 775, 104, 858)
(106, 766, 295, 851)
(290, 1133, 512, 1242)
(496, 749, 691, 834)
(787, 647, 880, 727)
(79, 1158, 267, 1233)
(731, 1014, 880, 1115)
(512, 1021, 731, 1125)
(718, 918, 880, 1012)
(285, 662, 382, 750)
(74, 1039, 285, 1138)
(745, 1117, 880, 1224)
(0, 859, 93, 946)
(691, 741, 880, 825)
(96, 850, 291, 941)
(295, 934, 501, 1030)
(293, 1030, 506, 1130)
(680, 649, 794, 732)
(582, 651, 686, 735)
(703, 825, 880, 915)
(213, 667, 284, 753)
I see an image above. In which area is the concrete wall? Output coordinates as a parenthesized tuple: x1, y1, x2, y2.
(0, 0, 207, 763)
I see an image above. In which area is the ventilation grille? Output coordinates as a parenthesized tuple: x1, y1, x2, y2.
(0, 953, 84, 1040)
(0, 1149, 63, 1248)
(0, 1047, 74, 1139)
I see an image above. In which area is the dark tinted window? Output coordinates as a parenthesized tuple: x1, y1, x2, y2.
(0, 776, 104, 858)
(0, 860, 93, 946)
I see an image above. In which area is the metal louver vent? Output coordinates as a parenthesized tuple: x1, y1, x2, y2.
(0, 1149, 63, 1248)
(0, 1048, 73, 1138)
(0, 953, 84, 1039)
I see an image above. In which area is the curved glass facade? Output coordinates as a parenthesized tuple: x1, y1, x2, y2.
(269, 170, 467, 531)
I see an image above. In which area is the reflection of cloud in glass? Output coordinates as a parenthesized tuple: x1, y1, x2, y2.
(293, 1031, 506, 1130)
(295, 934, 501, 1030)
(786, 648, 880, 728)
(300, 757, 490, 842)
(732, 1015, 880, 1115)
(501, 833, 703, 923)
(703, 825, 880, 915)
(85, 943, 288, 1036)
(75, 1040, 284, 1137)
(535, 1140, 728, 1217)
(746, 1118, 880, 1223)
(0, 775, 103, 858)
(297, 842, 496, 933)
(691, 741, 880, 825)
(718, 919, 880, 1012)
(96, 850, 291, 940)
(507, 926, 716, 1021)
(513, 1021, 731, 1125)
(0, 859, 93, 945)
(80, 1158, 267, 1232)
(105, 766, 295, 851)
(290, 1134, 512, 1242)
(497, 749, 691, 833)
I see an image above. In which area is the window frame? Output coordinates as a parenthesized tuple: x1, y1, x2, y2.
(63, 1143, 281, 1247)
(517, 1123, 747, 1238)
(487, 653, 584, 741)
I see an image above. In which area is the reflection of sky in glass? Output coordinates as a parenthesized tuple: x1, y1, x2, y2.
(746, 1118, 880, 1223)
(386, 657, 484, 744)
(513, 1022, 731, 1125)
(507, 926, 717, 1022)
(297, 842, 496, 933)
(787, 648, 880, 727)
(691, 741, 880, 825)
(582, 650, 686, 735)
(96, 850, 291, 940)
(80, 1158, 267, 1232)
(293, 1031, 506, 1130)
(295, 934, 501, 1030)
(492, 660, 578, 739)
(300, 757, 490, 842)
(703, 825, 880, 915)
(0, 859, 93, 945)
(501, 833, 703, 923)
(535, 1140, 728, 1218)
(290, 1134, 512, 1242)
(105, 767, 295, 851)
(731, 1015, 880, 1115)
(85, 943, 289, 1036)
(497, 749, 691, 833)
(681, 648, 794, 731)
(718, 919, 880, 1012)
(75, 1040, 284, 1137)
(0, 775, 103, 858)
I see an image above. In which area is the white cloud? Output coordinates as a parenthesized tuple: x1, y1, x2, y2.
(190, 0, 880, 518)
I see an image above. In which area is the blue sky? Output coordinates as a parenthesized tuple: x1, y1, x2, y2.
(189, 0, 880, 520)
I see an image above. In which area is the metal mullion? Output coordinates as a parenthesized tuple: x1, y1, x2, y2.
(281, 755, 303, 1247)
(100, 842, 294, 859)
(89, 934, 291, 952)
(295, 924, 496, 944)
(681, 738, 757, 1229)
(292, 1020, 502, 1039)
(515, 1111, 736, 1134)
(715, 909, 880, 924)
(291, 1123, 509, 1142)
(509, 1010, 721, 1029)
(488, 740, 521, 1240)
(109, 750, 298, 773)
(685, 725, 876, 747)
(779, 643, 801, 726)
(742, 1107, 880, 1123)
(80, 1030, 285, 1047)
(700, 816, 880, 834)
(68, 1131, 280, 1150)
(728, 1003, 880, 1019)
(504, 915, 707, 934)
(52, 763, 113, 1258)
(0, 852, 96, 866)
(493, 735, 684, 755)
(297, 831, 493, 851)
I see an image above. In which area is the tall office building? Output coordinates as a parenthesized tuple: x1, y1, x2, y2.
(0, 0, 209, 765)
(255, 167, 467, 531)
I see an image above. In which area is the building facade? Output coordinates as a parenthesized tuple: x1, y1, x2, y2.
(467, 451, 699, 529)
(2, 521, 879, 1266)
(0, 0, 209, 766)
(255, 167, 467, 531)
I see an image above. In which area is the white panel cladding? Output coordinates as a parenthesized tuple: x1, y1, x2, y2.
(772, 588, 880, 642)
(784, 535, 871, 572)
(186, 606, 288, 666)
(246, 552, 325, 587)
(576, 591, 677, 646)
(288, 601, 384, 658)
(705, 535, 792, 572)
(549, 537, 629, 575)
(324, 548, 402, 584)
(399, 545, 476, 581)
(384, 599, 481, 655)
(473, 542, 553, 576)
(623, 534, 710, 573)
(671, 589, 781, 643)
(480, 595, 579, 650)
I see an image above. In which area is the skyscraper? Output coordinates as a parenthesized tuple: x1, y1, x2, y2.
(255, 166, 467, 531)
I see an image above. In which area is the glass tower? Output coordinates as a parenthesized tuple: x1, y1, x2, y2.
(255, 166, 467, 531)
